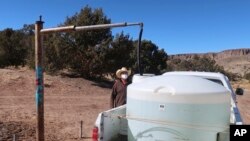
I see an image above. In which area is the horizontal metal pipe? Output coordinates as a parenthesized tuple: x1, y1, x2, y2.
(40, 25, 75, 34)
(40, 22, 143, 34)
(74, 22, 128, 31)
(75, 22, 143, 31)
(126, 22, 143, 27)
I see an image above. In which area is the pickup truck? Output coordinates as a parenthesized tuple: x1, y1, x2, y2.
(92, 71, 243, 141)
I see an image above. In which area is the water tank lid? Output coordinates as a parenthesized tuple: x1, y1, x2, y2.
(128, 75, 229, 95)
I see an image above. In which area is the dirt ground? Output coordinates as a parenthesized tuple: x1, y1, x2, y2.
(0, 67, 250, 141)
(232, 80, 250, 124)
(0, 67, 111, 141)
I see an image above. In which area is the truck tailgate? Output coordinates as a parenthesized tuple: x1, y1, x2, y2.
(99, 105, 127, 141)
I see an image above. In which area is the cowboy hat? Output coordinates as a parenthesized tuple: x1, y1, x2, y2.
(116, 67, 131, 78)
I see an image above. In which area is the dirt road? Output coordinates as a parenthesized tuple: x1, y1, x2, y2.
(235, 90, 250, 124)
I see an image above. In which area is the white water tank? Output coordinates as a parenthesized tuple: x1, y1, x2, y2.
(132, 74, 155, 83)
(126, 75, 230, 141)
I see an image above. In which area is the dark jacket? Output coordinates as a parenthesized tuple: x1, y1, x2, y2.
(110, 79, 128, 108)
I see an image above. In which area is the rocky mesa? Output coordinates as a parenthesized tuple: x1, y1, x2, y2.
(169, 48, 250, 76)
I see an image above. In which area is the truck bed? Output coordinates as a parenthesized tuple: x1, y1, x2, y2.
(96, 105, 127, 141)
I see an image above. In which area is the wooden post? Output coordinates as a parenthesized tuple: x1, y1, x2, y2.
(13, 134, 16, 141)
(35, 16, 44, 141)
(80, 120, 83, 138)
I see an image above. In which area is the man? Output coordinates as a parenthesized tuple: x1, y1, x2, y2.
(110, 67, 130, 108)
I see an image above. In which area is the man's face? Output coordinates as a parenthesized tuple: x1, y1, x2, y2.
(121, 72, 128, 80)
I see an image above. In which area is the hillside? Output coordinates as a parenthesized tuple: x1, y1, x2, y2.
(169, 48, 250, 76)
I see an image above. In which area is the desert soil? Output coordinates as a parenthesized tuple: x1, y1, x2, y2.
(0, 67, 250, 141)
(0, 67, 111, 141)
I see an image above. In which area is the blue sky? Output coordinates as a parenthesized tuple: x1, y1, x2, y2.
(0, 0, 250, 55)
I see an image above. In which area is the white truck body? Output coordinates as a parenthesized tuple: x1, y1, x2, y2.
(93, 72, 243, 141)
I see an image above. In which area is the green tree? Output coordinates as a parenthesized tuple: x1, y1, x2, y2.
(131, 40, 168, 75)
(20, 24, 35, 68)
(43, 33, 66, 72)
(65, 6, 111, 78)
(104, 32, 134, 76)
(44, 6, 112, 77)
(104, 36, 168, 77)
(0, 28, 28, 67)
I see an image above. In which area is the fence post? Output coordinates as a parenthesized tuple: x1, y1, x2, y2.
(80, 120, 83, 138)
(35, 16, 45, 141)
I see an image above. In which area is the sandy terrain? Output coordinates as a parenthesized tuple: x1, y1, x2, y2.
(232, 80, 250, 124)
(0, 67, 111, 141)
(0, 67, 250, 141)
